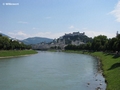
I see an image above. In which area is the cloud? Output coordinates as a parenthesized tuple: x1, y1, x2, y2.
(7, 29, 115, 40)
(68, 25, 80, 31)
(36, 31, 114, 39)
(17, 21, 28, 24)
(110, 1, 120, 22)
(8, 31, 64, 40)
(8, 31, 29, 40)
(32, 27, 39, 30)
(83, 30, 115, 38)
(69, 25, 74, 29)
(34, 32, 64, 39)
(8, 30, 80, 40)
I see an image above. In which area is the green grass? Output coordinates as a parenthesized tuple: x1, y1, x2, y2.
(0, 50, 37, 57)
(91, 52, 120, 90)
(64, 50, 120, 90)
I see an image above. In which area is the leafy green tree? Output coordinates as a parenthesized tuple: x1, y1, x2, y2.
(91, 35, 108, 51)
(0, 36, 10, 50)
(0, 35, 32, 50)
(0, 34, 2, 37)
(107, 38, 117, 51)
(113, 34, 120, 51)
(85, 42, 91, 50)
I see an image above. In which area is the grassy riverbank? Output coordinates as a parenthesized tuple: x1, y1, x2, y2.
(91, 52, 120, 90)
(64, 50, 120, 90)
(0, 50, 37, 58)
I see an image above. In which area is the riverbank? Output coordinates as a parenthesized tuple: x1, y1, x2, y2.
(0, 50, 37, 58)
(64, 50, 120, 90)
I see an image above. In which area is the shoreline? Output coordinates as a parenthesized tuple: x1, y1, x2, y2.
(0, 50, 38, 59)
(63, 50, 120, 90)
(0, 54, 35, 59)
(63, 50, 106, 90)
(96, 56, 107, 90)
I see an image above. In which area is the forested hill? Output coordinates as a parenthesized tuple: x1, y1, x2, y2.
(62, 34, 92, 43)
(57, 32, 92, 45)
(0, 34, 31, 50)
(65, 34, 120, 52)
(22, 37, 53, 45)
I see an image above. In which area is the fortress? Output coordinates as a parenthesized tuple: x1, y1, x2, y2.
(64, 32, 85, 37)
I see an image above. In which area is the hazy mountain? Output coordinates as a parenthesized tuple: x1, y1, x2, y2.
(22, 37, 53, 45)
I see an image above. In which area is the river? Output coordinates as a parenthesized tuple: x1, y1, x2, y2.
(0, 51, 106, 90)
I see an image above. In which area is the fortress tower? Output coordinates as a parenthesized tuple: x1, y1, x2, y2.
(116, 31, 119, 37)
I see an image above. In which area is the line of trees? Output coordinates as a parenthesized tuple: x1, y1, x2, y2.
(65, 34, 120, 52)
(0, 34, 31, 50)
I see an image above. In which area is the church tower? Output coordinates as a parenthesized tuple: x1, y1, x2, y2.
(116, 31, 119, 37)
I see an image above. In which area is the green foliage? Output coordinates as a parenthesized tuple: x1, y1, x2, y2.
(22, 37, 53, 45)
(91, 52, 120, 90)
(0, 50, 37, 57)
(64, 51, 120, 90)
(62, 34, 92, 44)
(65, 34, 120, 52)
(0, 35, 31, 50)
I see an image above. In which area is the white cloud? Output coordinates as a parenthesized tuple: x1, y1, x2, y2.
(17, 21, 28, 24)
(8, 31, 30, 40)
(7, 29, 115, 40)
(110, 1, 120, 22)
(34, 32, 64, 39)
(69, 25, 74, 29)
(83, 30, 115, 38)
(32, 27, 39, 30)
(8, 31, 64, 40)
(68, 25, 80, 31)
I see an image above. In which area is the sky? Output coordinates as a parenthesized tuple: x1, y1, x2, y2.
(0, 0, 120, 40)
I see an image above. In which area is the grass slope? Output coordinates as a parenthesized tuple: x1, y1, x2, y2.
(64, 50, 120, 90)
(0, 50, 37, 57)
(91, 52, 120, 90)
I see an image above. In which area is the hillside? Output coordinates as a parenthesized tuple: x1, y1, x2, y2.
(57, 32, 92, 45)
(22, 37, 53, 45)
(0, 33, 31, 50)
(63, 34, 92, 43)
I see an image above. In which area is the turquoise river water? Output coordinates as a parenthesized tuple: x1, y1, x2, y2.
(0, 51, 106, 90)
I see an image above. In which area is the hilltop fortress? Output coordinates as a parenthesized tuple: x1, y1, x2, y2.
(32, 32, 92, 50)
(64, 32, 85, 36)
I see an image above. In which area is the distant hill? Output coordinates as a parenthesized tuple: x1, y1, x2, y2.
(22, 37, 53, 45)
(57, 32, 92, 44)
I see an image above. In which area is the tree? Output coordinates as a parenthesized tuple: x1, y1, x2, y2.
(85, 42, 91, 50)
(113, 34, 120, 51)
(0, 35, 32, 50)
(91, 35, 108, 51)
(0, 36, 10, 50)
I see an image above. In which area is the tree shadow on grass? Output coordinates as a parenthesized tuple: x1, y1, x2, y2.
(103, 52, 114, 56)
(113, 54, 120, 58)
(108, 63, 120, 71)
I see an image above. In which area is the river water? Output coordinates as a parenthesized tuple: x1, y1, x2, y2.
(0, 51, 106, 90)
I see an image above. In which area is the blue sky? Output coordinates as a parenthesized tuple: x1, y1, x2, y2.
(0, 0, 120, 40)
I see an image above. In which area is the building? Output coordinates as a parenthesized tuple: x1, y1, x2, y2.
(64, 32, 85, 37)
(71, 40, 85, 46)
